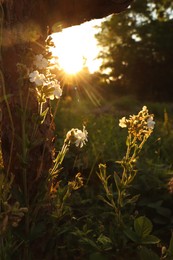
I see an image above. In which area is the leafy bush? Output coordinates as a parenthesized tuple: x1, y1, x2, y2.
(1, 23, 173, 260)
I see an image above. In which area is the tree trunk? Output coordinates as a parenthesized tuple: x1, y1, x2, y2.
(0, 0, 132, 198)
(0, 1, 54, 199)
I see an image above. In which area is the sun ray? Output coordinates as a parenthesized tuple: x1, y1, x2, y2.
(48, 19, 107, 107)
(50, 19, 103, 75)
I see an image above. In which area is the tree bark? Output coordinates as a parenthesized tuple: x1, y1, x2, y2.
(0, 0, 132, 198)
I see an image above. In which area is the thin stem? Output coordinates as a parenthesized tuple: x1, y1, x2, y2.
(50, 142, 69, 177)
(39, 101, 43, 115)
(0, 71, 15, 178)
(19, 84, 31, 260)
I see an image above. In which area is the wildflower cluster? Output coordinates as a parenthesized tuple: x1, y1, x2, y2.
(117, 106, 155, 183)
(118, 106, 155, 181)
(49, 126, 88, 185)
(98, 107, 155, 229)
(65, 126, 88, 148)
(119, 106, 155, 141)
(28, 38, 62, 114)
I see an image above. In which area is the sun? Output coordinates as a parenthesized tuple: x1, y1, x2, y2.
(50, 20, 103, 75)
(55, 40, 85, 75)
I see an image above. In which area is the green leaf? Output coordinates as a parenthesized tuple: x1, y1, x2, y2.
(80, 237, 99, 250)
(113, 172, 121, 191)
(125, 194, 140, 205)
(41, 107, 49, 123)
(29, 222, 46, 241)
(97, 195, 114, 208)
(168, 232, 173, 256)
(156, 207, 171, 218)
(0, 94, 13, 103)
(141, 235, 160, 245)
(97, 234, 112, 250)
(134, 216, 153, 238)
(148, 200, 163, 208)
(126, 136, 131, 146)
(138, 246, 160, 260)
(153, 216, 167, 225)
(89, 252, 108, 260)
(124, 228, 139, 243)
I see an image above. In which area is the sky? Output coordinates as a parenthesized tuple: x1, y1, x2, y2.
(51, 19, 104, 74)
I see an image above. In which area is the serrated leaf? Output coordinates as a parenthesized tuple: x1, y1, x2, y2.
(134, 216, 152, 238)
(141, 235, 160, 244)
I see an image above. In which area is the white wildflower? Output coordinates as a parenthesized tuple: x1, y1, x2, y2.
(119, 117, 127, 128)
(33, 54, 48, 69)
(29, 70, 46, 86)
(66, 126, 88, 148)
(47, 80, 62, 100)
(74, 126, 88, 148)
(147, 116, 155, 129)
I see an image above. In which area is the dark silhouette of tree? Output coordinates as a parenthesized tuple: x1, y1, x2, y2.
(96, 0, 173, 100)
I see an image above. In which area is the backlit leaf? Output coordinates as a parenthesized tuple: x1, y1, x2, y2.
(134, 216, 152, 238)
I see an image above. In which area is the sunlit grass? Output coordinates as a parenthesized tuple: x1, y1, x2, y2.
(1, 16, 173, 259)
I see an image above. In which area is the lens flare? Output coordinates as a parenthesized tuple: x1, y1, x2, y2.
(50, 20, 103, 75)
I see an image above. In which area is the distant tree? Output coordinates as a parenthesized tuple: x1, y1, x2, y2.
(96, 0, 173, 100)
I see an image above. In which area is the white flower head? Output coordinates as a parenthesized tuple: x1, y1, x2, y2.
(66, 126, 88, 148)
(147, 116, 155, 129)
(119, 116, 127, 128)
(74, 127, 88, 148)
(48, 80, 62, 100)
(33, 54, 48, 70)
(29, 70, 46, 86)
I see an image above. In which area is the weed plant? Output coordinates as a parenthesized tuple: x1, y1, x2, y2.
(1, 2, 173, 258)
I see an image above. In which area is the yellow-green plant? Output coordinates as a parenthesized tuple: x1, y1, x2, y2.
(49, 126, 87, 192)
(0, 26, 88, 258)
(97, 106, 155, 226)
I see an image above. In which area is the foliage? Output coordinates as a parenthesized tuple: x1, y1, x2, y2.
(0, 27, 88, 259)
(53, 95, 173, 259)
(95, 0, 173, 100)
(1, 80, 173, 258)
(1, 1, 173, 258)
